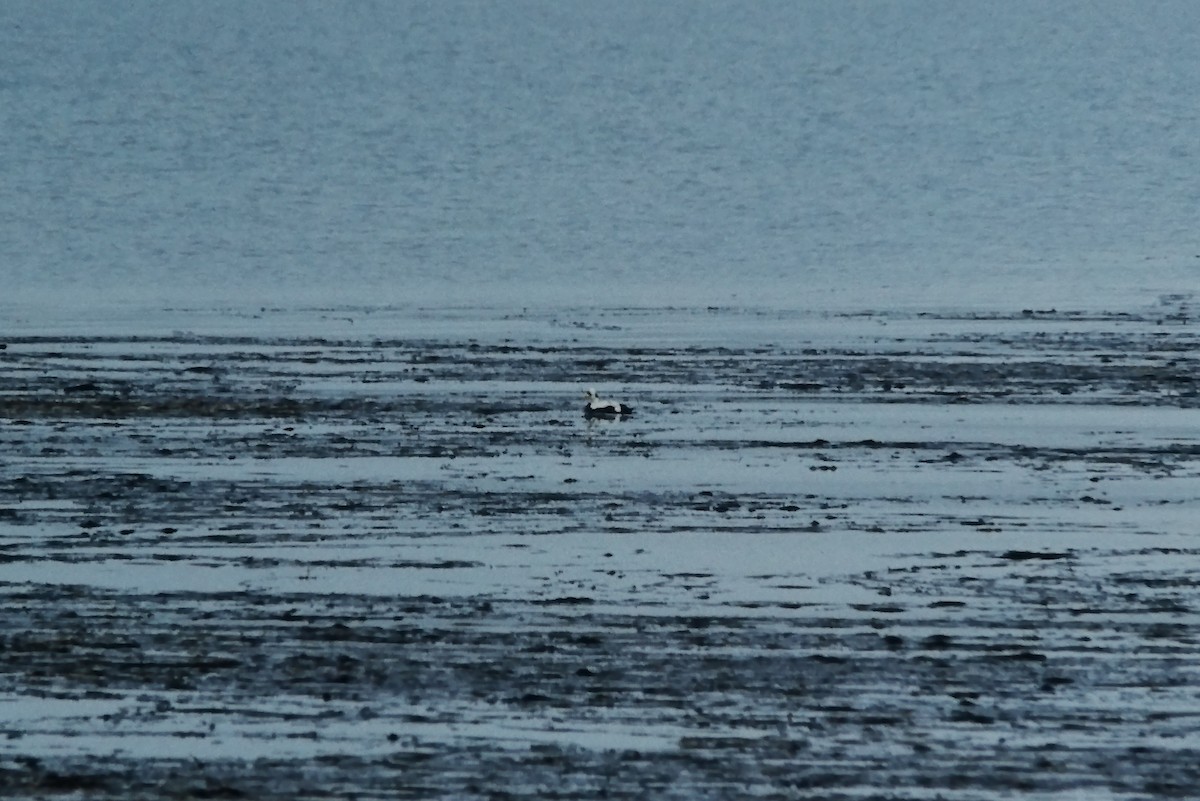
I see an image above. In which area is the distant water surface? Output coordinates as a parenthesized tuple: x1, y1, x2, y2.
(2, 0, 1198, 319)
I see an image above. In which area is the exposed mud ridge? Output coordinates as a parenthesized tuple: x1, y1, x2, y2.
(2, 306, 1199, 798)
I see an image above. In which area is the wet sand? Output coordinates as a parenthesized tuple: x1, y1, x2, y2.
(2, 303, 1199, 799)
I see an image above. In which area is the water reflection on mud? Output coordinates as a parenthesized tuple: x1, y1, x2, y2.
(2, 305, 1199, 798)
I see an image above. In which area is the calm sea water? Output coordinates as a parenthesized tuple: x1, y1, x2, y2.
(2, 1, 1198, 318)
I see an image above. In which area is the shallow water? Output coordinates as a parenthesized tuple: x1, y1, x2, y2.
(6, 1, 1200, 793)
(2, 302, 1199, 798)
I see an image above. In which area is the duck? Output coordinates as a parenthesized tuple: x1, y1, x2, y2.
(583, 387, 634, 418)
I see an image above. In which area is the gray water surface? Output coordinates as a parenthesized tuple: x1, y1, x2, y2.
(3, 1, 1198, 316)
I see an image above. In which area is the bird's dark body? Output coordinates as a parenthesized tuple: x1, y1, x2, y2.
(583, 402, 633, 419)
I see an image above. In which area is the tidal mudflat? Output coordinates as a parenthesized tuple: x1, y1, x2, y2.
(2, 301, 1199, 799)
